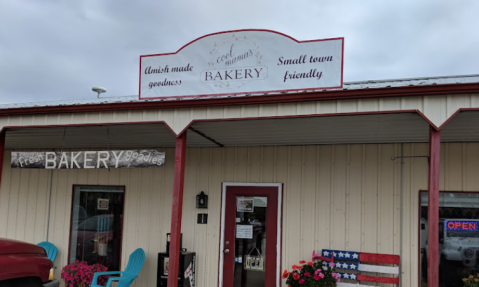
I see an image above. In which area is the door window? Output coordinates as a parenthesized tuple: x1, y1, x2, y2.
(69, 185, 125, 271)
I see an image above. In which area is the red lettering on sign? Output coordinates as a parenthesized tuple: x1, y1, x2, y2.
(463, 222, 469, 230)
(448, 222, 455, 229)
(455, 222, 462, 229)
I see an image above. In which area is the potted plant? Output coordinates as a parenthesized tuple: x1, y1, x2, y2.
(283, 251, 339, 287)
(61, 261, 108, 287)
(464, 274, 479, 287)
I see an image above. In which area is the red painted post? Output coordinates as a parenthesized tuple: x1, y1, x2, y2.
(167, 133, 187, 287)
(428, 127, 440, 287)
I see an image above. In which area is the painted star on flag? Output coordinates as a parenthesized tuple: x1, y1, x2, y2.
(350, 274, 357, 280)
(323, 250, 330, 256)
(338, 252, 344, 257)
(333, 252, 337, 257)
(342, 263, 348, 269)
(352, 253, 359, 259)
(337, 273, 342, 278)
(344, 274, 350, 279)
(345, 252, 351, 258)
(350, 264, 357, 269)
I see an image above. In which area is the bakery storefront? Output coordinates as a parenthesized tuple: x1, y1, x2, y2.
(1, 30, 479, 287)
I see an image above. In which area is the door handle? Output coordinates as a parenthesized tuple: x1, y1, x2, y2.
(224, 249, 230, 254)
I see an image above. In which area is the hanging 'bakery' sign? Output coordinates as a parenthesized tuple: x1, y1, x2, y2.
(11, 150, 165, 169)
(139, 29, 343, 100)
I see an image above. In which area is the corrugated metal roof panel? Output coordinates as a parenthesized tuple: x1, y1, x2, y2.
(1, 74, 478, 110)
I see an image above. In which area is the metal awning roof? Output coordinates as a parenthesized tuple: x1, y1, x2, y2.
(4, 110, 479, 150)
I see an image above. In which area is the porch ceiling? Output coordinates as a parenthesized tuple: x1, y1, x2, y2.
(189, 113, 431, 147)
(4, 123, 212, 150)
(441, 111, 479, 142)
(7, 111, 474, 150)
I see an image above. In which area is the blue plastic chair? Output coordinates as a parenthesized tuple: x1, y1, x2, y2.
(37, 241, 58, 264)
(91, 248, 145, 287)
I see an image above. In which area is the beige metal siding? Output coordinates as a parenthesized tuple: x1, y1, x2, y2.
(2, 94, 479, 135)
(1, 143, 479, 286)
(0, 149, 175, 287)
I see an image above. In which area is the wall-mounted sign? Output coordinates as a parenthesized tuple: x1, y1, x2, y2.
(236, 224, 253, 239)
(237, 198, 254, 212)
(140, 29, 343, 100)
(11, 150, 165, 169)
(97, 198, 109, 210)
(445, 220, 479, 231)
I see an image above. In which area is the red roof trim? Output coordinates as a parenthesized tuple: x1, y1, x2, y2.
(1, 82, 478, 117)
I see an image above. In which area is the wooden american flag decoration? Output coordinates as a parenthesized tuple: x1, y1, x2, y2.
(315, 249, 400, 286)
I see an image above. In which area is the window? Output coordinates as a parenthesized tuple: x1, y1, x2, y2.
(69, 186, 125, 271)
(420, 191, 479, 286)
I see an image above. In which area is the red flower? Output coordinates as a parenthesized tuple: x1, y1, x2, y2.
(299, 260, 306, 264)
(282, 270, 289, 279)
(307, 262, 313, 266)
(304, 272, 311, 277)
(292, 264, 300, 270)
(293, 273, 300, 280)
(299, 279, 305, 284)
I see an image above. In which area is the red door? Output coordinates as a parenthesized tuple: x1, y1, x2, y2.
(221, 185, 280, 287)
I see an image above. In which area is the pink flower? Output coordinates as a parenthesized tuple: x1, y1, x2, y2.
(299, 279, 305, 284)
(314, 275, 321, 281)
(329, 262, 335, 267)
(304, 272, 311, 277)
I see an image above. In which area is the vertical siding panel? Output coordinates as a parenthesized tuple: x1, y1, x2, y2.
(465, 143, 479, 190)
(242, 105, 260, 118)
(444, 143, 463, 190)
(15, 169, 29, 240)
(223, 106, 241, 119)
(25, 169, 39, 243)
(362, 144, 378, 253)
(300, 146, 316, 259)
(135, 169, 152, 287)
(446, 94, 470, 119)
(346, 145, 362, 251)
(0, 152, 12, 237)
(316, 100, 337, 114)
(234, 148, 248, 182)
(331, 145, 347, 250)
(206, 107, 225, 119)
(287, 146, 302, 264)
(258, 104, 278, 118)
(297, 102, 315, 115)
(183, 149, 199, 252)
(314, 146, 332, 251)
(33, 170, 50, 243)
(378, 144, 395, 254)
(205, 148, 223, 287)
(337, 99, 358, 113)
(261, 147, 275, 182)
(275, 146, 289, 268)
(195, 148, 211, 287)
(222, 148, 236, 182)
(247, 147, 261, 182)
(6, 168, 21, 238)
(379, 98, 401, 111)
(277, 103, 296, 116)
(358, 99, 379, 112)
(423, 96, 448, 128)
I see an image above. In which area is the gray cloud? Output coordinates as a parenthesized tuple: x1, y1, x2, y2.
(1, 0, 478, 104)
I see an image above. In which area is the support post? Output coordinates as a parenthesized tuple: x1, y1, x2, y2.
(427, 127, 440, 287)
(168, 133, 187, 287)
(0, 130, 5, 192)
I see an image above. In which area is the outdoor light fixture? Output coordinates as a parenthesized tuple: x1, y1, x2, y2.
(196, 191, 208, 209)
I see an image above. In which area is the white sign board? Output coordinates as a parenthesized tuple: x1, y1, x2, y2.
(140, 30, 343, 100)
(236, 225, 253, 239)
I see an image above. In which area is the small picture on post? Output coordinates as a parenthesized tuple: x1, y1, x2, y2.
(164, 257, 169, 275)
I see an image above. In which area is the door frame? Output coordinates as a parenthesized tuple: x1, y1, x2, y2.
(219, 182, 283, 287)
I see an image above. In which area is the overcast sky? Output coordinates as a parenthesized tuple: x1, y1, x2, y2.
(0, 0, 478, 105)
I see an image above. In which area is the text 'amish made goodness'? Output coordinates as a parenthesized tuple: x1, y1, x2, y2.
(10, 150, 166, 169)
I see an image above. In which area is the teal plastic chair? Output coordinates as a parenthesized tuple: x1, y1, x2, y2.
(37, 241, 58, 264)
(91, 248, 145, 287)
